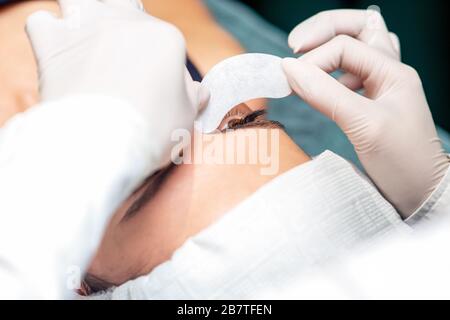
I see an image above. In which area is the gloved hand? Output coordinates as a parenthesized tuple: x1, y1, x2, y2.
(25, 0, 208, 169)
(283, 9, 449, 218)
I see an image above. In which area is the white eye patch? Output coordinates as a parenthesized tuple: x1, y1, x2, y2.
(196, 53, 292, 133)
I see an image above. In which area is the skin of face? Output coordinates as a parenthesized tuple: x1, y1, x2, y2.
(88, 106, 310, 286)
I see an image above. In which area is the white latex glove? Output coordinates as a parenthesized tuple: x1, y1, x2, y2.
(288, 8, 402, 90)
(25, 0, 207, 169)
(283, 9, 450, 217)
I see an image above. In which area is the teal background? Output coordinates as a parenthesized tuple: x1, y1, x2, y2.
(239, 0, 450, 131)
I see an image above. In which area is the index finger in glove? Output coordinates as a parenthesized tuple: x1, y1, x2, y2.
(25, 11, 65, 61)
(288, 9, 398, 60)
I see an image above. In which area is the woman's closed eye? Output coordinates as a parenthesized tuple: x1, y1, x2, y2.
(218, 103, 283, 132)
(218, 103, 253, 130)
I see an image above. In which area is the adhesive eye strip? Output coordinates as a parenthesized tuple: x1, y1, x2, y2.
(196, 53, 292, 133)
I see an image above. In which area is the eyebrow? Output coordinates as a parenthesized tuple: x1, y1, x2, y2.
(122, 109, 284, 220)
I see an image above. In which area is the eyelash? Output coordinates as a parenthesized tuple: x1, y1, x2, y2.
(222, 109, 267, 130)
(224, 108, 248, 120)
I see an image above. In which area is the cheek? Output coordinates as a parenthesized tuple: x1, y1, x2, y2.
(86, 165, 184, 284)
(87, 219, 155, 286)
(86, 191, 149, 285)
(87, 177, 193, 286)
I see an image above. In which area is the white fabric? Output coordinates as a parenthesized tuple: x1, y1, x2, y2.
(0, 95, 155, 299)
(100, 151, 415, 299)
(269, 169, 450, 299)
(281, 218, 450, 299)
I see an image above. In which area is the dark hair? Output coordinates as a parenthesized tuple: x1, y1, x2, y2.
(78, 274, 115, 296)
(225, 109, 284, 131)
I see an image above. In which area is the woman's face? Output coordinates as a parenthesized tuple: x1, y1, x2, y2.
(86, 104, 310, 290)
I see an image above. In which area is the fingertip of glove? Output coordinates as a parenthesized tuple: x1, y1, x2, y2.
(26, 10, 60, 38)
(287, 28, 305, 54)
(26, 10, 57, 27)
